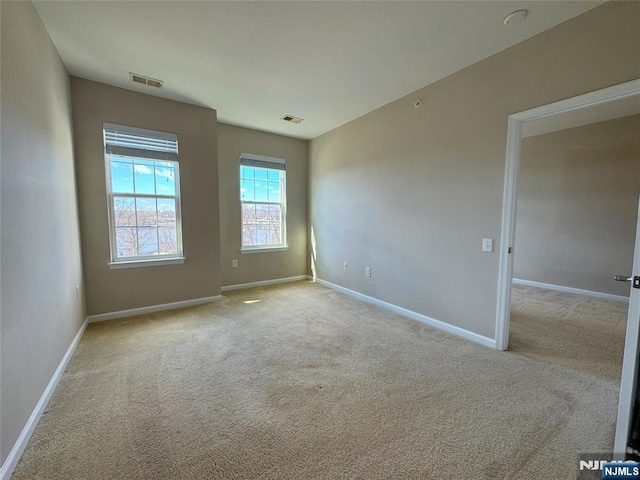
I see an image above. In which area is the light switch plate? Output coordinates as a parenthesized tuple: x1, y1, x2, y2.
(482, 238, 493, 253)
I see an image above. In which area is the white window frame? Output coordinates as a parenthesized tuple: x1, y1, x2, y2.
(240, 153, 287, 253)
(103, 123, 185, 268)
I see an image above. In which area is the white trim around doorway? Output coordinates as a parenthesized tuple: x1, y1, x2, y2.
(495, 78, 640, 351)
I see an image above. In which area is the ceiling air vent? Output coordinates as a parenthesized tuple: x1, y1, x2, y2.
(281, 114, 303, 124)
(130, 73, 163, 89)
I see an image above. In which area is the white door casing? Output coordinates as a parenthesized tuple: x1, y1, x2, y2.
(495, 78, 640, 351)
(495, 79, 640, 455)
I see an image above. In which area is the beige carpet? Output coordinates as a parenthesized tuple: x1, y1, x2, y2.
(12, 281, 627, 479)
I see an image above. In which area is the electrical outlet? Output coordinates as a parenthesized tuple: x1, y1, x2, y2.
(232, 259, 238, 268)
(365, 267, 371, 277)
(343, 261, 348, 270)
(75, 285, 80, 300)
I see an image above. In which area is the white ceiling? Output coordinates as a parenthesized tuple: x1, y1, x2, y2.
(34, 1, 603, 140)
(522, 93, 640, 138)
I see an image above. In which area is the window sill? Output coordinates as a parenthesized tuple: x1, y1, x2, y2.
(108, 257, 186, 269)
(241, 247, 288, 254)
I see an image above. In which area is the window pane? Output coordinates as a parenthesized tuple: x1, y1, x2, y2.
(255, 204, 269, 245)
(137, 226, 158, 255)
(134, 160, 155, 194)
(268, 205, 282, 244)
(155, 165, 175, 195)
(158, 226, 178, 254)
(255, 167, 269, 181)
(240, 166, 254, 180)
(157, 199, 176, 226)
(242, 202, 284, 247)
(241, 179, 254, 201)
(256, 225, 268, 244)
(111, 161, 134, 193)
(242, 226, 250, 246)
(242, 202, 257, 220)
(242, 203, 256, 246)
(267, 169, 280, 182)
(113, 197, 136, 227)
(116, 227, 139, 258)
(254, 181, 268, 202)
(268, 228, 280, 245)
(255, 204, 269, 219)
(136, 198, 157, 226)
(267, 182, 281, 202)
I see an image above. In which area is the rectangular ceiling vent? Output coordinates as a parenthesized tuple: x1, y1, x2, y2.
(281, 114, 303, 124)
(130, 73, 163, 89)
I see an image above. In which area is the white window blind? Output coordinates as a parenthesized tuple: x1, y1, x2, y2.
(104, 123, 178, 162)
(240, 153, 286, 171)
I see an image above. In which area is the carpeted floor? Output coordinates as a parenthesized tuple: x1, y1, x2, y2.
(12, 281, 627, 479)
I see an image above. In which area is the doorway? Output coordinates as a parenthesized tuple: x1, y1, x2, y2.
(494, 78, 640, 456)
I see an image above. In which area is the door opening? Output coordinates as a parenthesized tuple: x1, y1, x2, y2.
(495, 78, 640, 457)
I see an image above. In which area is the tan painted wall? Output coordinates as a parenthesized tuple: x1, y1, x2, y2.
(218, 123, 308, 286)
(515, 115, 640, 296)
(71, 78, 220, 315)
(309, 1, 640, 339)
(0, 2, 85, 463)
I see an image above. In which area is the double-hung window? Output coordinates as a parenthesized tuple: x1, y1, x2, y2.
(104, 123, 184, 267)
(240, 154, 286, 251)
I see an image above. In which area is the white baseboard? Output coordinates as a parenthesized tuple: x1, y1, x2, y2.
(313, 278, 497, 349)
(221, 275, 308, 292)
(513, 278, 629, 303)
(86, 295, 224, 323)
(0, 317, 89, 480)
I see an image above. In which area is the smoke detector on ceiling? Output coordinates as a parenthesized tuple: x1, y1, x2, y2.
(130, 73, 163, 88)
(503, 9, 528, 25)
(282, 114, 303, 124)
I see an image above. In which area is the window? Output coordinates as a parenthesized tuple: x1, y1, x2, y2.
(240, 153, 286, 251)
(103, 123, 183, 267)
